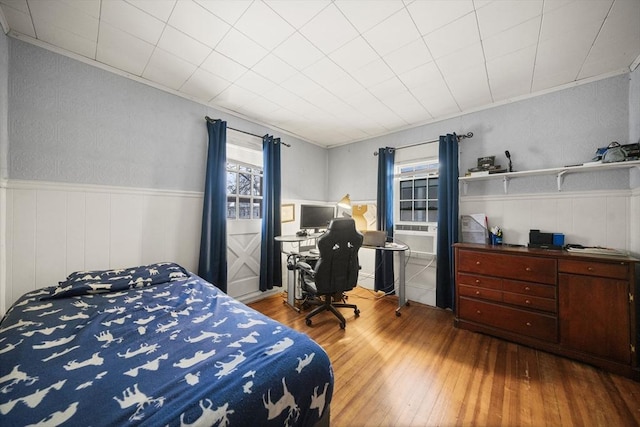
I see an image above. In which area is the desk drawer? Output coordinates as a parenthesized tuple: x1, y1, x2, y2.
(457, 273, 502, 290)
(459, 297, 558, 342)
(558, 259, 629, 280)
(503, 279, 556, 299)
(459, 284, 502, 302)
(458, 250, 557, 284)
(502, 291, 556, 313)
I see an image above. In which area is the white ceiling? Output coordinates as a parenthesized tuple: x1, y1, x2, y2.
(1, 0, 639, 148)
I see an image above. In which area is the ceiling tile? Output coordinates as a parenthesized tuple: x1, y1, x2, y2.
(158, 25, 212, 66)
(216, 28, 268, 68)
(476, 0, 542, 40)
(125, 0, 177, 22)
(410, 80, 459, 118)
(200, 50, 247, 82)
(0, 1, 35, 37)
(407, 0, 474, 36)
(233, 1, 295, 50)
(329, 36, 379, 73)
(486, 45, 536, 101)
(97, 22, 154, 75)
(0, 0, 29, 14)
(29, 0, 99, 41)
(482, 17, 540, 61)
(424, 12, 481, 59)
(579, 0, 640, 78)
(261, 85, 305, 109)
(302, 57, 354, 91)
(169, 0, 231, 49)
(265, 0, 330, 29)
(180, 67, 231, 101)
(349, 57, 395, 88)
(233, 70, 276, 95)
(34, 21, 97, 58)
(279, 72, 325, 98)
(540, 0, 612, 42)
(381, 89, 430, 123)
(252, 54, 298, 84)
(101, 0, 164, 44)
(362, 8, 421, 56)
(300, 3, 359, 54)
(369, 76, 407, 99)
(335, 0, 404, 33)
(383, 38, 433, 76)
(435, 42, 485, 77)
(445, 64, 492, 110)
(194, 0, 252, 25)
(272, 32, 324, 70)
(212, 83, 260, 110)
(142, 48, 197, 90)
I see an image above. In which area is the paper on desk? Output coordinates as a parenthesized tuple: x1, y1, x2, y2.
(461, 214, 488, 244)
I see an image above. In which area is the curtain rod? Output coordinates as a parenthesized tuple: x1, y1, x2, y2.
(373, 132, 473, 156)
(205, 116, 291, 147)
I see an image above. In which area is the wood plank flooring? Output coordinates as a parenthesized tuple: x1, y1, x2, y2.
(249, 287, 640, 427)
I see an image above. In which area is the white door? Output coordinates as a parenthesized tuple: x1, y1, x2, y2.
(225, 133, 264, 301)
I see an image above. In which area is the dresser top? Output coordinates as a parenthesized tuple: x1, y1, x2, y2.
(454, 243, 639, 264)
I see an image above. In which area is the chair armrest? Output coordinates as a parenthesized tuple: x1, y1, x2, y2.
(296, 261, 315, 277)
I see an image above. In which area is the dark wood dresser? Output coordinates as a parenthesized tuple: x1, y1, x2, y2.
(454, 243, 640, 379)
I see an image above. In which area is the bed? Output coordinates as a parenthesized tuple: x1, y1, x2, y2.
(0, 262, 333, 426)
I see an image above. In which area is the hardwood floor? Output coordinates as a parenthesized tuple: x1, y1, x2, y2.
(249, 286, 640, 427)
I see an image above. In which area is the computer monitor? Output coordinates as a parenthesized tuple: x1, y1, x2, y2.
(299, 204, 335, 233)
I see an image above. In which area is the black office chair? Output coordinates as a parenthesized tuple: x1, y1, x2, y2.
(296, 217, 363, 329)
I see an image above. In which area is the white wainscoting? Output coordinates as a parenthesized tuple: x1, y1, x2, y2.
(460, 189, 634, 251)
(2, 180, 204, 315)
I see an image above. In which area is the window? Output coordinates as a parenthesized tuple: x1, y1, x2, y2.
(396, 160, 439, 224)
(226, 161, 263, 219)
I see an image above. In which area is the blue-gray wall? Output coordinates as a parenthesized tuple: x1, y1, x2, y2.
(328, 73, 635, 201)
(630, 66, 640, 188)
(7, 38, 328, 201)
(1, 31, 8, 180)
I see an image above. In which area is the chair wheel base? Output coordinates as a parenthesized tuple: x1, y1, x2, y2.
(354, 309, 360, 317)
(306, 318, 312, 326)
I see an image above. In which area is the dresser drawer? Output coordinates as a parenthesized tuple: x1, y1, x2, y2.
(503, 279, 556, 299)
(457, 273, 502, 290)
(458, 250, 557, 284)
(502, 291, 556, 313)
(459, 284, 502, 302)
(558, 259, 629, 280)
(459, 297, 558, 342)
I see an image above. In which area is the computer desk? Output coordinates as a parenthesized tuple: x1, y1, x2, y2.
(362, 242, 410, 316)
(274, 233, 322, 311)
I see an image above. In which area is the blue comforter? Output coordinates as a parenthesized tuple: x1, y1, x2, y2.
(0, 263, 333, 426)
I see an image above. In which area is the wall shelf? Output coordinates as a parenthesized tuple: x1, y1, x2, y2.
(459, 160, 640, 194)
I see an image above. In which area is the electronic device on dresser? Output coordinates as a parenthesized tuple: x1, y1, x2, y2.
(299, 204, 335, 233)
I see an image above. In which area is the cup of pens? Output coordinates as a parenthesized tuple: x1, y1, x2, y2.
(490, 226, 502, 245)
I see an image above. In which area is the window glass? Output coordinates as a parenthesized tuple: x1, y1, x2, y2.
(396, 159, 438, 224)
(226, 160, 263, 220)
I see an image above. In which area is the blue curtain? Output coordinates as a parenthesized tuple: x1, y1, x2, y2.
(436, 133, 459, 309)
(198, 119, 228, 292)
(259, 135, 282, 291)
(375, 147, 395, 293)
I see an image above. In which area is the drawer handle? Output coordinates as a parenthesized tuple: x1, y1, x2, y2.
(476, 310, 482, 315)
(587, 267, 594, 271)
(475, 291, 481, 295)
(525, 299, 531, 305)
(475, 279, 480, 284)
(524, 286, 531, 291)
(525, 267, 532, 272)
(526, 322, 532, 327)
(476, 261, 481, 265)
